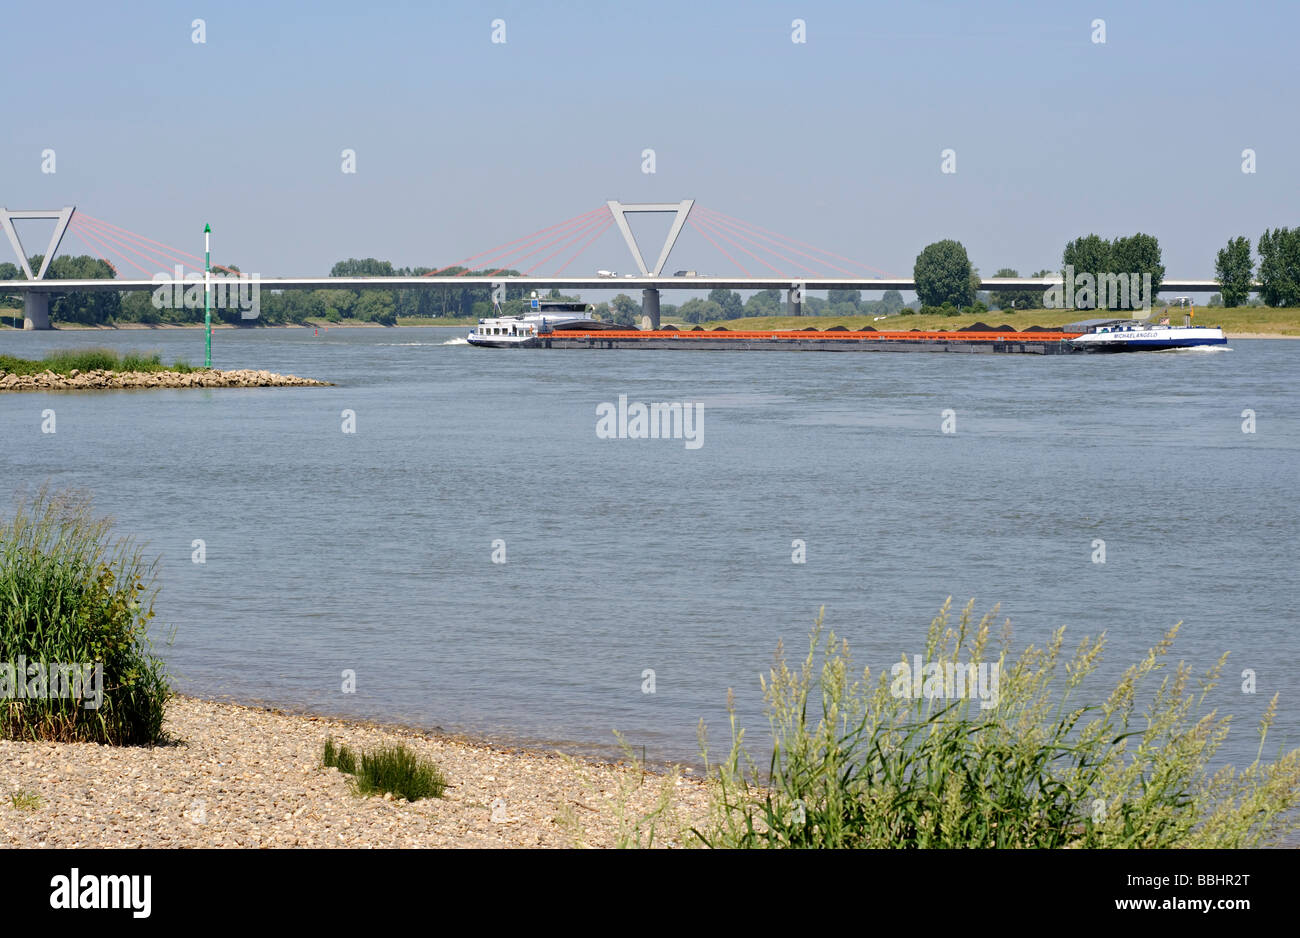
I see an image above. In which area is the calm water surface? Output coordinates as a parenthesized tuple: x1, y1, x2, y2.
(2, 325, 1297, 765)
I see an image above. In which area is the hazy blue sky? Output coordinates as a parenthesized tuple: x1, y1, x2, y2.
(4, 0, 1296, 288)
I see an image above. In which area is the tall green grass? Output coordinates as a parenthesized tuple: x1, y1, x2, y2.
(321, 737, 447, 802)
(0, 348, 197, 376)
(0, 487, 171, 745)
(694, 600, 1300, 848)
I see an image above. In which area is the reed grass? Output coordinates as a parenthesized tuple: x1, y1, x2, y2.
(0, 349, 198, 376)
(0, 487, 171, 745)
(694, 600, 1300, 848)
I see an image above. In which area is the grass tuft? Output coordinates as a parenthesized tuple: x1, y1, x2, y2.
(8, 788, 41, 811)
(320, 738, 445, 802)
(0, 348, 198, 376)
(321, 736, 358, 775)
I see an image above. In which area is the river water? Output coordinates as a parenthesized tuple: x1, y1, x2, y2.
(2, 326, 1296, 766)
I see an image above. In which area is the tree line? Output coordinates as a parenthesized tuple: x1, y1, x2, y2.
(912, 227, 1299, 312)
(5, 230, 1300, 325)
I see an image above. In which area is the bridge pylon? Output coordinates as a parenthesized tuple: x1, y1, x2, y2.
(607, 200, 692, 329)
(1, 206, 76, 329)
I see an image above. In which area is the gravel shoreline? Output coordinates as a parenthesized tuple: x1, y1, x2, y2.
(0, 696, 708, 848)
(0, 368, 331, 392)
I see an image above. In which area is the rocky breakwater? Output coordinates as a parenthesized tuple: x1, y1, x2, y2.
(0, 368, 332, 391)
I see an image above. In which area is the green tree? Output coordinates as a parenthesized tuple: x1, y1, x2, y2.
(315, 289, 356, 319)
(30, 254, 120, 324)
(353, 290, 397, 325)
(913, 240, 975, 308)
(743, 289, 781, 316)
(1214, 236, 1253, 307)
(330, 258, 395, 278)
(997, 269, 1050, 311)
(678, 297, 723, 324)
(1111, 233, 1165, 307)
(610, 293, 639, 326)
(0, 261, 19, 309)
(1257, 228, 1300, 308)
(1064, 234, 1163, 311)
(988, 268, 1022, 310)
(707, 287, 743, 319)
(1062, 235, 1113, 285)
(879, 290, 905, 314)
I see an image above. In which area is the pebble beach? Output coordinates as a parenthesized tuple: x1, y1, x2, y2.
(0, 696, 709, 848)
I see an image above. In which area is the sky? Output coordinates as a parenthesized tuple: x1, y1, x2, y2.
(3, 0, 1296, 291)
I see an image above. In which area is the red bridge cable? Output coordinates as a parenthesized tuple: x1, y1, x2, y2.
(72, 219, 193, 277)
(75, 215, 242, 277)
(690, 215, 785, 276)
(427, 206, 607, 276)
(694, 208, 852, 278)
(525, 215, 611, 278)
(492, 213, 606, 278)
(552, 217, 614, 275)
(686, 218, 749, 277)
(691, 211, 822, 277)
(432, 206, 606, 275)
(69, 220, 159, 277)
(70, 222, 157, 278)
(77, 222, 199, 276)
(457, 210, 608, 277)
(484, 213, 608, 278)
(73, 212, 240, 275)
(76, 215, 243, 278)
(697, 206, 899, 278)
(523, 214, 611, 276)
(67, 225, 111, 268)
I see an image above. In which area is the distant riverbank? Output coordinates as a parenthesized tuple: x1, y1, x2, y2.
(4, 309, 1297, 337)
(0, 316, 474, 330)
(702, 308, 1300, 338)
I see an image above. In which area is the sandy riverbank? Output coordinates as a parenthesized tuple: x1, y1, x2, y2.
(0, 368, 330, 391)
(0, 696, 708, 848)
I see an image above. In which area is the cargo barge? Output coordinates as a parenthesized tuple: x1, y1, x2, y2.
(466, 300, 1225, 354)
(533, 326, 1083, 354)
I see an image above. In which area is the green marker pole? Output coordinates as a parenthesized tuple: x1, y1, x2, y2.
(204, 223, 212, 368)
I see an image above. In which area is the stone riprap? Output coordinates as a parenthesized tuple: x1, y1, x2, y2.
(0, 369, 331, 391)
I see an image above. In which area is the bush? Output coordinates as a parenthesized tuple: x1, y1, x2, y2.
(0, 488, 171, 745)
(694, 601, 1300, 848)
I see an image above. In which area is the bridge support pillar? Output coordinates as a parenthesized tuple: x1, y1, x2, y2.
(786, 282, 805, 317)
(641, 287, 661, 330)
(23, 293, 51, 330)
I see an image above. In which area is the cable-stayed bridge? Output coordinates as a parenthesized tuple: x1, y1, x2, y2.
(2, 202, 1222, 329)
